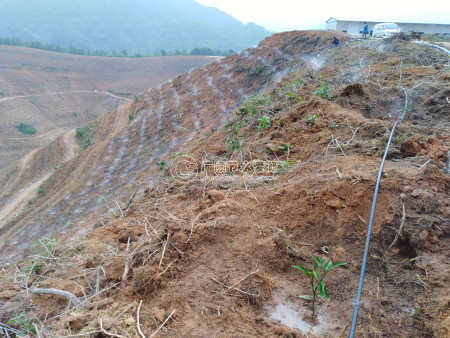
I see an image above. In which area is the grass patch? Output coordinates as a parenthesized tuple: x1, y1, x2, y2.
(76, 124, 96, 151)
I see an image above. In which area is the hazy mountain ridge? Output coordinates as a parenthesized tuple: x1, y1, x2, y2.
(0, 0, 271, 53)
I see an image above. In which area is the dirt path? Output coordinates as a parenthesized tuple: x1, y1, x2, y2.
(0, 90, 133, 103)
(0, 102, 130, 229)
(1, 127, 68, 141)
(0, 129, 79, 227)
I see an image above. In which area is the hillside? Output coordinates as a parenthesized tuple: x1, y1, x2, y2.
(0, 0, 271, 54)
(0, 44, 218, 173)
(0, 31, 449, 337)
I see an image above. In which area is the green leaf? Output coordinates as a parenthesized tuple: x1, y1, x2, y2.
(318, 281, 330, 300)
(323, 259, 332, 272)
(298, 295, 311, 300)
(311, 254, 323, 267)
(293, 265, 311, 275)
(312, 269, 319, 280)
(330, 261, 347, 269)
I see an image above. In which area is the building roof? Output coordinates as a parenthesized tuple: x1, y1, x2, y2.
(326, 17, 450, 25)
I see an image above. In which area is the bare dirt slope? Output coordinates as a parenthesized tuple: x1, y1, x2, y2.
(0, 45, 218, 171)
(0, 31, 449, 337)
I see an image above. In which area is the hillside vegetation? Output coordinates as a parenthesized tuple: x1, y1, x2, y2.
(0, 0, 271, 54)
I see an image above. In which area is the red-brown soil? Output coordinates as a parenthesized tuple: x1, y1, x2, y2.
(0, 31, 449, 337)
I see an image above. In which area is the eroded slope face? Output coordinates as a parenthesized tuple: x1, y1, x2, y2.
(0, 32, 449, 337)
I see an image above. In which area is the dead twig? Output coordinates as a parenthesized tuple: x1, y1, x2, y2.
(125, 191, 137, 217)
(186, 212, 202, 243)
(137, 300, 146, 338)
(99, 319, 127, 338)
(389, 203, 406, 249)
(157, 260, 177, 277)
(220, 268, 260, 296)
(116, 200, 125, 218)
(149, 310, 176, 338)
(159, 232, 170, 268)
(32, 288, 80, 307)
(211, 277, 259, 297)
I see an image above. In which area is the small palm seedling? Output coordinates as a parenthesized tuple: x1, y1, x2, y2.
(257, 115, 272, 132)
(293, 254, 346, 318)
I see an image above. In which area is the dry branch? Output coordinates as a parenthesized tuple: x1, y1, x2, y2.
(389, 203, 406, 249)
(149, 310, 176, 338)
(32, 288, 80, 307)
(137, 300, 146, 338)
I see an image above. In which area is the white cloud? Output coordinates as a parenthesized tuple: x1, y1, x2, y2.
(195, 0, 450, 31)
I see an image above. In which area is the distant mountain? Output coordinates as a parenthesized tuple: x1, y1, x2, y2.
(0, 0, 271, 54)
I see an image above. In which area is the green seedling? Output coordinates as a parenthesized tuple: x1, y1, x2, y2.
(277, 144, 291, 154)
(293, 254, 347, 318)
(257, 115, 272, 132)
(128, 114, 134, 121)
(305, 113, 320, 126)
(410, 306, 420, 317)
(7, 313, 35, 336)
(286, 91, 303, 102)
(24, 237, 58, 274)
(393, 132, 413, 144)
(225, 120, 243, 150)
(314, 81, 332, 100)
(156, 160, 170, 176)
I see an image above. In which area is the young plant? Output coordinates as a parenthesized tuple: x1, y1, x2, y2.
(24, 237, 58, 274)
(293, 254, 346, 318)
(7, 313, 35, 336)
(314, 81, 332, 100)
(225, 120, 243, 150)
(305, 113, 320, 126)
(277, 144, 291, 154)
(257, 115, 272, 132)
(156, 160, 170, 176)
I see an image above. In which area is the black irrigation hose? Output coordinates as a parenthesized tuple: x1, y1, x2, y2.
(349, 41, 449, 337)
(349, 87, 408, 337)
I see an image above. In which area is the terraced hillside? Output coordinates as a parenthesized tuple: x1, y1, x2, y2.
(0, 45, 218, 171)
(0, 31, 449, 337)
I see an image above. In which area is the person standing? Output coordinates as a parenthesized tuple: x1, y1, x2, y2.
(332, 36, 339, 47)
(363, 23, 369, 38)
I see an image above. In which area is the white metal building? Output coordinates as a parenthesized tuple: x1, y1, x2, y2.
(325, 17, 450, 36)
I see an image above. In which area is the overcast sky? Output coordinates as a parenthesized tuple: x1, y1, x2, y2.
(195, 0, 450, 31)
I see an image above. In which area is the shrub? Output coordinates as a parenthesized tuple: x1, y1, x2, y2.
(314, 81, 332, 100)
(225, 120, 242, 150)
(76, 124, 96, 151)
(16, 122, 37, 134)
(257, 115, 272, 132)
(156, 160, 170, 176)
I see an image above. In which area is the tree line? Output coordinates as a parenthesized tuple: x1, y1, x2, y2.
(0, 37, 236, 57)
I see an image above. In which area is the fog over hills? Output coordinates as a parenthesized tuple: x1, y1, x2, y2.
(0, 0, 271, 54)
